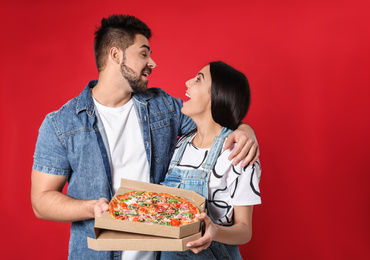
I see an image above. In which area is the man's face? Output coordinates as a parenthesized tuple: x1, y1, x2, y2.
(120, 34, 156, 93)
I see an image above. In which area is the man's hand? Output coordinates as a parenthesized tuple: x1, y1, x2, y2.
(224, 123, 259, 167)
(94, 198, 109, 217)
(186, 213, 217, 254)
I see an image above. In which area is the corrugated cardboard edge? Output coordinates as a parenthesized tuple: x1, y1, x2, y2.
(95, 179, 206, 239)
(87, 230, 202, 251)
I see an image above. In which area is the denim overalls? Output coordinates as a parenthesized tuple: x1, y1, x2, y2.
(160, 127, 242, 260)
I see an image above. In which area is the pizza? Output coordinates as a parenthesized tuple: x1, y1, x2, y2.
(109, 191, 200, 226)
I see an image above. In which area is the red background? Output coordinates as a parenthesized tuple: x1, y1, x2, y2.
(1, 0, 369, 259)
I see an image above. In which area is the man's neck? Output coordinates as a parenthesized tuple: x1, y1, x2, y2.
(92, 72, 132, 108)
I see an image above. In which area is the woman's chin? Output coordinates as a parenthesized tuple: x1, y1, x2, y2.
(181, 106, 191, 118)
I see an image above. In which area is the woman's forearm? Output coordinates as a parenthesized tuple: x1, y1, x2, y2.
(213, 221, 252, 245)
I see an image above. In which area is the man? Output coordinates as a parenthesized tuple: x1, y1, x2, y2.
(31, 15, 259, 260)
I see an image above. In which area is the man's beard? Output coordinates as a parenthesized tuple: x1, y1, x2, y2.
(120, 63, 148, 94)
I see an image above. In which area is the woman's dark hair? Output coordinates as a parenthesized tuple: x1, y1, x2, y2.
(94, 14, 152, 72)
(210, 61, 251, 130)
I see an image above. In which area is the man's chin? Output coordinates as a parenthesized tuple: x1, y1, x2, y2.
(131, 84, 148, 94)
(132, 89, 148, 94)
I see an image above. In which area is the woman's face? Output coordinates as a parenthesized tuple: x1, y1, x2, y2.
(181, 65, 212, 119)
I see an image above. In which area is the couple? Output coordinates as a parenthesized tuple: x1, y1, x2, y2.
(31, 14, 261, 260)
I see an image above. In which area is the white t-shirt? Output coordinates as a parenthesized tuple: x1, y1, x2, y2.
(93, 98, 154, 260)
(173, 135, 262, 225)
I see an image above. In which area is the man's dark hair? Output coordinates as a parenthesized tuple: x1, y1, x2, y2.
(94, 14, 152, 72)
(210, 61, 251, 130)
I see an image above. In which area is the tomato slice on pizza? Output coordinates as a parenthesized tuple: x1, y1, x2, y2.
(109, 191, 199, 226)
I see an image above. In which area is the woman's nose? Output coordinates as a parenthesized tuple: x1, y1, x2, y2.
(185, 79, 192, 88)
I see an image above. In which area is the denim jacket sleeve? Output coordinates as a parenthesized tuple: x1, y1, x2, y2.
(160, 90, 195, 136)
(32, 113, 71, 176)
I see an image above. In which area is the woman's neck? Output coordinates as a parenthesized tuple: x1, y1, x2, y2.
(192, 121, 223, 149)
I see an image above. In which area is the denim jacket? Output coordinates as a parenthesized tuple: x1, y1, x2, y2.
(32, 80, 195, 260)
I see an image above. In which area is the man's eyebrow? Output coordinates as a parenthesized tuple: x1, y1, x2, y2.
(197, 72, 205, 79)
(141, 44, 152, 53)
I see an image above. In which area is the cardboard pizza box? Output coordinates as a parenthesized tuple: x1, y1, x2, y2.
(93, 178, 206, 239)
(88, 229, 202, 251)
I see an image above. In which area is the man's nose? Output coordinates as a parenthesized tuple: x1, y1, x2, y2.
(148, 57, 156, 69)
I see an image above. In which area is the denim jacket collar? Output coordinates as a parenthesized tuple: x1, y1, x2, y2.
(132, 90, 154, 102)
(75, 80, 98, 118)
(75, 79, 154, 116)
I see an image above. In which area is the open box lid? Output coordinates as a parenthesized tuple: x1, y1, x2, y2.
(116, 179, 206, 206)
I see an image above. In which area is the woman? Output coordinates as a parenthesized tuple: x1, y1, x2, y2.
(161, 61, 261, 260)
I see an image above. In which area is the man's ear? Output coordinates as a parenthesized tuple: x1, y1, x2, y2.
(109, 47, 122, 65)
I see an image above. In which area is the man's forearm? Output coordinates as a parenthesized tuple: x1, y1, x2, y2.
(31, 169, 97, 222)
(237, 121, 254, 133)
(32, 190, 97, 222)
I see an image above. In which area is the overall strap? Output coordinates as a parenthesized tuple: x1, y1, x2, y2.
(201, 127, 232, 223)
(167, 132, 196, 174)
(201, 127, 233, 178)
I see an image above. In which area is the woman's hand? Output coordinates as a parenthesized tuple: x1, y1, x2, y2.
(187, 206, 253, 254)
(186, 213, 218, 254)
